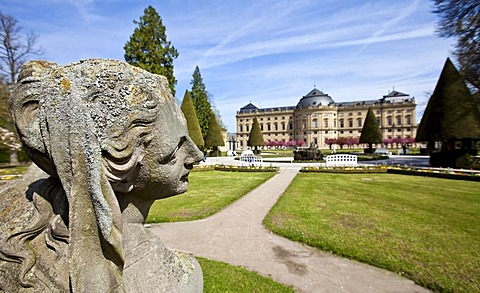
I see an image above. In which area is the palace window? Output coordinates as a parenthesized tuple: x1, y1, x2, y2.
(348, 118, 353, 128)
(357, 118, 362, 127)
(387, 116, 392, 126)
(313, 119, 318, 128)
(339, 119, 344, 128)
(324, 118, 328, 128)
(396, 116, 402, 125)
(405, 115, 411, 125)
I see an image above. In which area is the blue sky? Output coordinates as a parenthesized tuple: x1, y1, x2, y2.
(1, 0, 454, 132)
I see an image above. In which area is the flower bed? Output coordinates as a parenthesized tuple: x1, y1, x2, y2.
(301, 165, 388, 173)
(387, 167, 480, 182)
(194, 164, 279, 172)
(301, 165, 480, 181)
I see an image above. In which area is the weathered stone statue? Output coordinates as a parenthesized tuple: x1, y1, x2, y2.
(0, 59, 204, 292)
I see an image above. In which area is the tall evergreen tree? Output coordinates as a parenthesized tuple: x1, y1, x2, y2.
(359, 107, 382, 152)
(180, 90, 204, 148)
(124, 6, 179, 95)
(416, 58, 480, 144)
(247, 118, 264, 154)
(190, 66, 212, 139)
(204, 112, 224, 156)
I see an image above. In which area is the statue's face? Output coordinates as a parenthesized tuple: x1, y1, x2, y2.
(128, 99, 203, 200)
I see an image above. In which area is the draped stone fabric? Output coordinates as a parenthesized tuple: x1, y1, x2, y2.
(0, 59, 204, 292)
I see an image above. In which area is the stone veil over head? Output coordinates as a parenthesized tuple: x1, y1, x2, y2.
(0, 59, 204, 292)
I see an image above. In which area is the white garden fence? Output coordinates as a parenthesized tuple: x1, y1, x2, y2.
(239, 154, 263, 166)
(325, 154, 358, 167)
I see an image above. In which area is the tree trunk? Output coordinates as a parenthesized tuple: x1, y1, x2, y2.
(9, 149, 18, 165)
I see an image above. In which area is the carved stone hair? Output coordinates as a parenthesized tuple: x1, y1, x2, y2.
(4, 59, 177, 291)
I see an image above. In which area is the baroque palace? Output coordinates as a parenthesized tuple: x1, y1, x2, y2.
(236, 88, 417, 149)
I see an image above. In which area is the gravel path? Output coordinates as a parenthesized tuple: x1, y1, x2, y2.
(149, 167, 428, 293)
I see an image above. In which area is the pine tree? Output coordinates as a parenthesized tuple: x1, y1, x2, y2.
(247, 118, 264, 154)
(124, 6, 179, 95)
(416, 58, 480, 144)
(359, 107, 382, 152)
(204, 112, 224, 156)
(190, 66, 212, 139)
(180, 90, 204, 148)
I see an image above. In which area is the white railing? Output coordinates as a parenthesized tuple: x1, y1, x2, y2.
(325, 154, 358, 167)
(239, 154, 263, 166)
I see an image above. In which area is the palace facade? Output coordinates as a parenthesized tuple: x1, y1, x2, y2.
(236, 88, 417, 149)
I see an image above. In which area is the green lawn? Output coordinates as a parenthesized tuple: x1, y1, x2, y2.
(0, 165, 29, 176)
(147, 170, 275, 223)
(264, 173, 480, 292)
(199, 257, 294, 292)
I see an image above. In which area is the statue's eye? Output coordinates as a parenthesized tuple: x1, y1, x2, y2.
(23, 100, 39, 112)
(160, 137, 186, 164)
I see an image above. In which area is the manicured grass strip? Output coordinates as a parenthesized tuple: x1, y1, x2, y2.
(198, 257, 294, 292)
(147, 171, 275, 223)
(264, 173, 480, 292)
(0, 165, 29, 176)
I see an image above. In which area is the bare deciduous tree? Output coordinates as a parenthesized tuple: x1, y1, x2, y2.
(0, 11, 43, 84)
(432, 0, 480, 91)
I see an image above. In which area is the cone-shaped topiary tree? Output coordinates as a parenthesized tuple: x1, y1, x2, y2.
(417, 58, 480, 142)
(180, 90, 204, 148)
(416, 58, 480, 167)
(204, 112, 224, 157)
(247, 118, 264, 154)
(359, 107, 382, 153)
